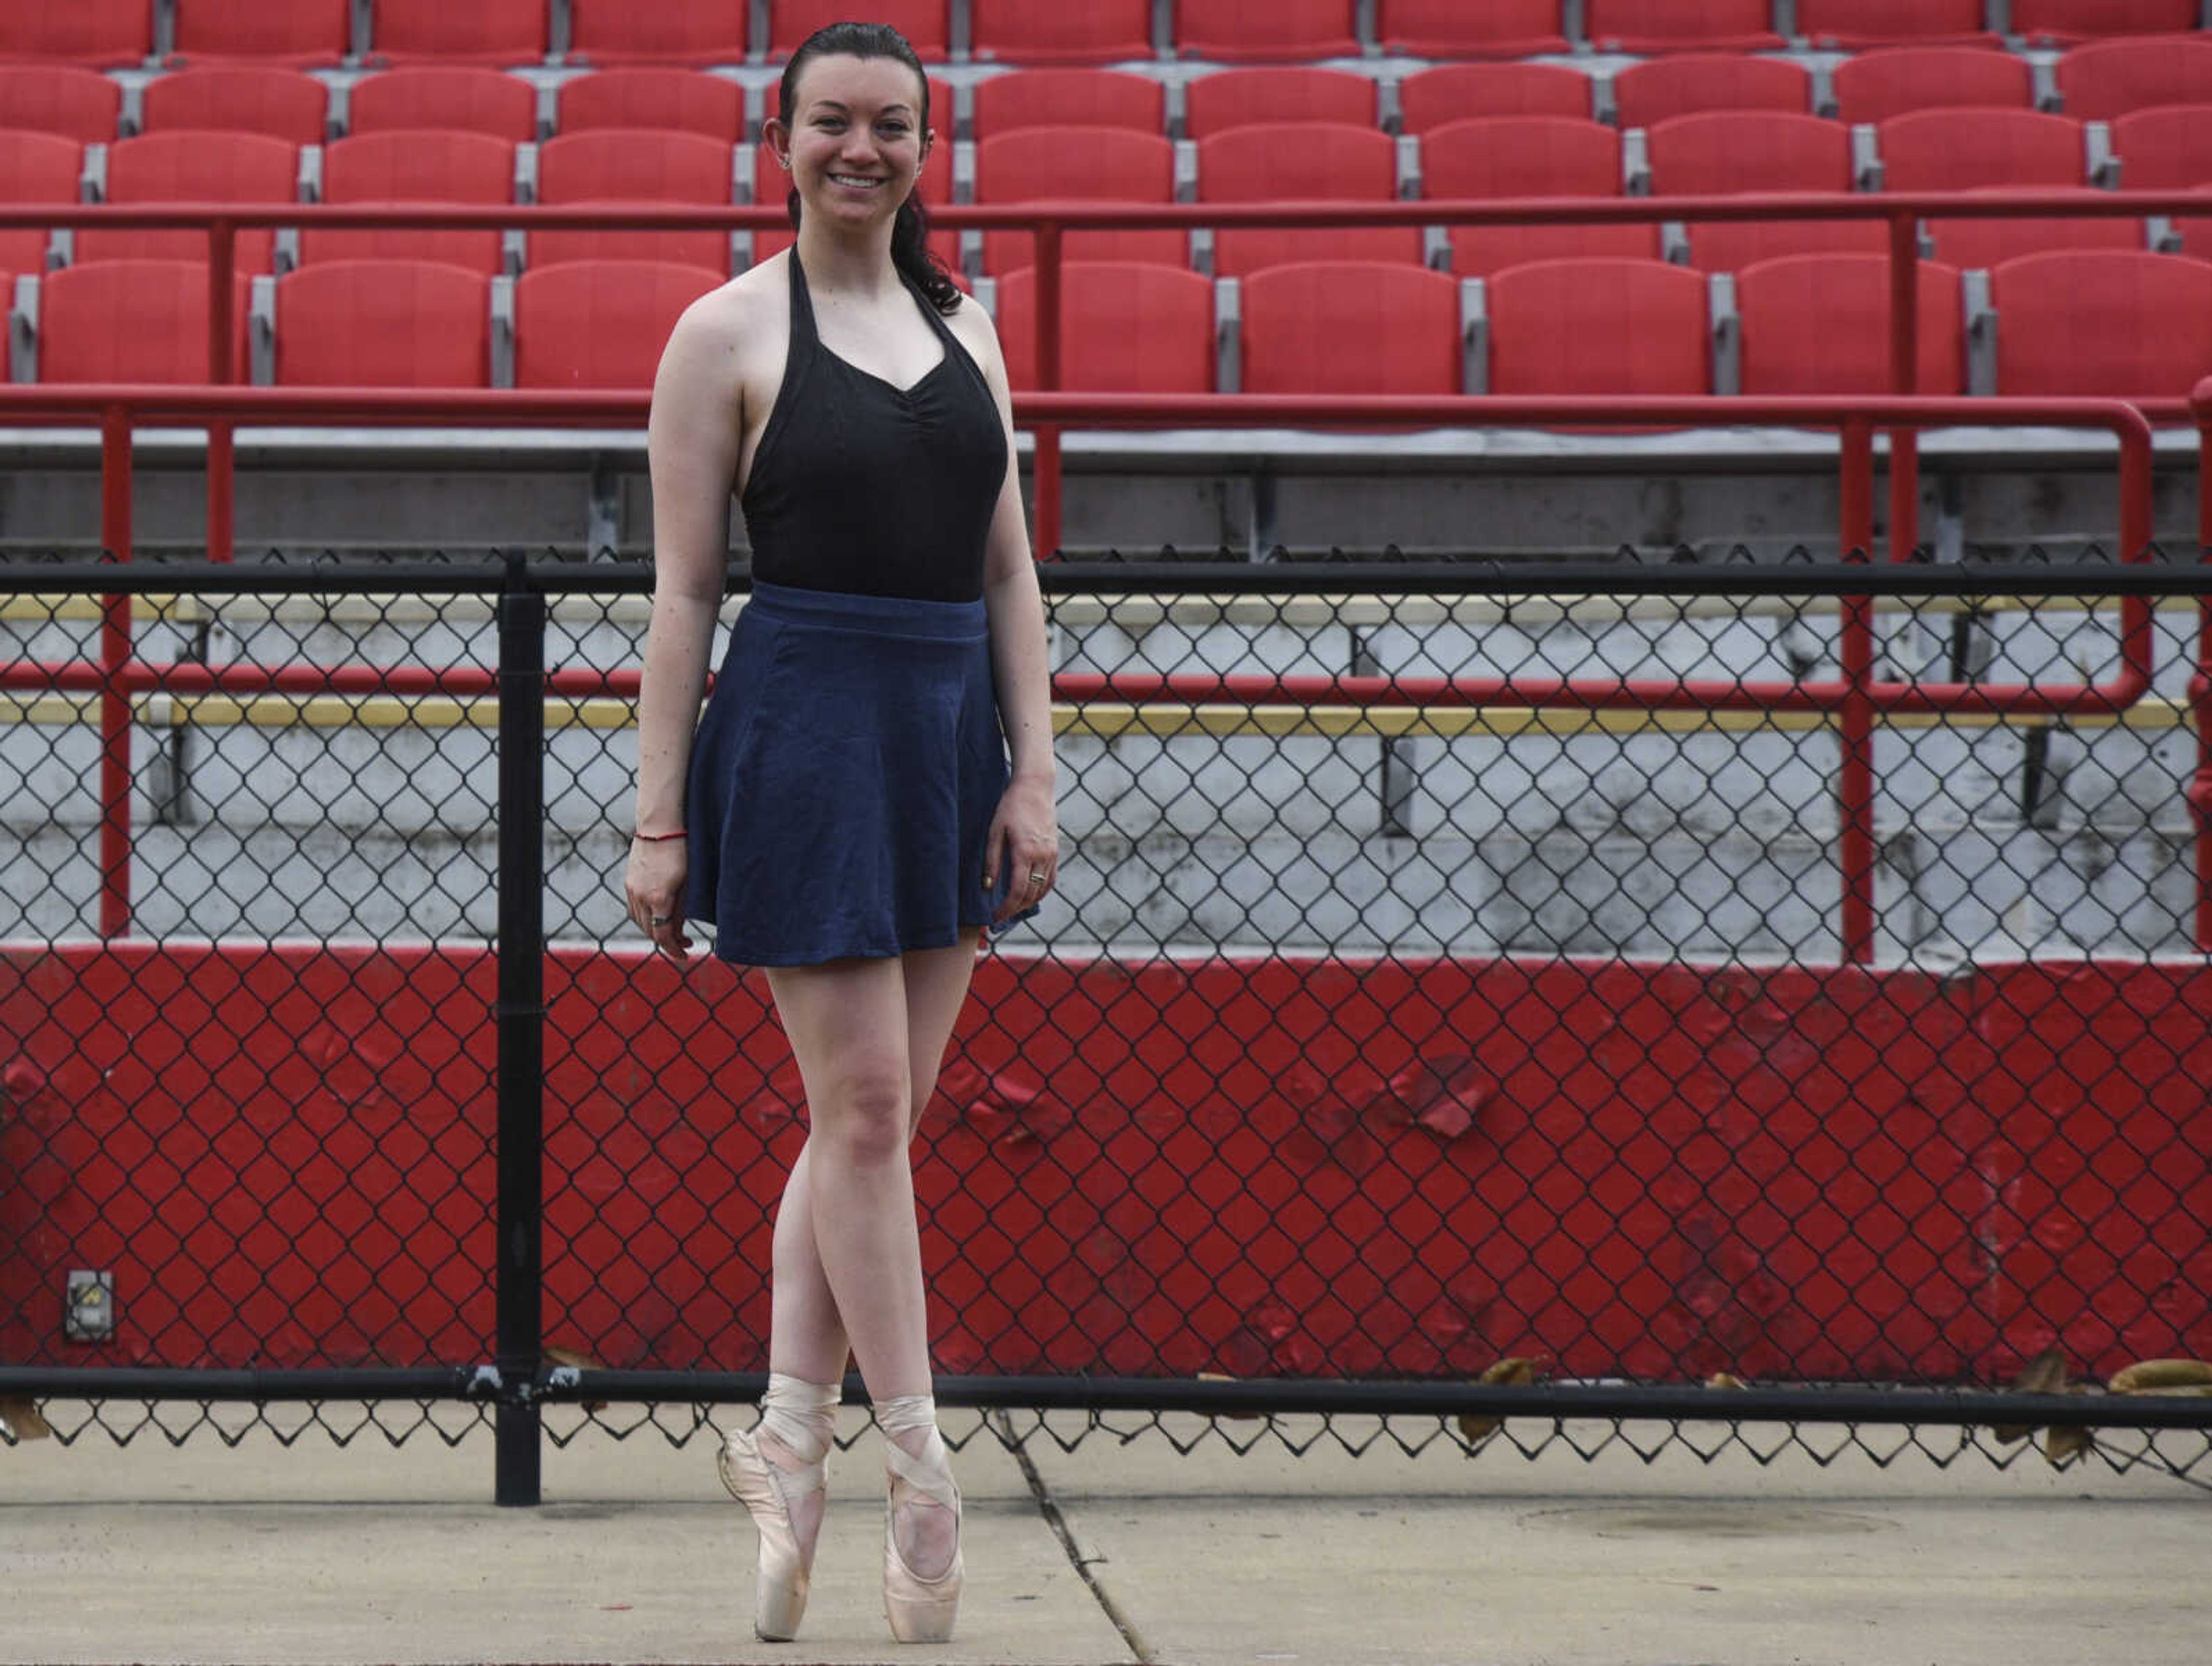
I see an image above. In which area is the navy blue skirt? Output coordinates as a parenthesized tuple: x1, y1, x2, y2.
(683, 579, 1039, 966)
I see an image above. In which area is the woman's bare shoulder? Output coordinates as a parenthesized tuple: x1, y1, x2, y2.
(942, 289, 1007, 379)
(665, 255, 789, 367)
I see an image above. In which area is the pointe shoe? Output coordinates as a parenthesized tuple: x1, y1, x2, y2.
(882, 1433, 963, 1644)
(718, 1426, 825, 1642)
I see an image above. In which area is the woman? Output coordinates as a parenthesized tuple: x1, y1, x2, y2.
(622, 21, 1058, 1645)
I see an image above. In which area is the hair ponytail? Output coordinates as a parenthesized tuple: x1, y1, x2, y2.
(779, 22, 963, 316)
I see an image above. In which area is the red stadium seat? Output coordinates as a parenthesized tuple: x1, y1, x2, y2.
(170, 0, 349, 66)
(533, 130, 736, 272)
(82, 130, 296, 270)
(1647, 111, 1882, 271)
(971, 70, 1165, 138)
(1734, 253, 1963, 393)
(346, 68, 537, 141)
(1199, 123, 1419, 276)
(304, 130, 513, 274)
(1379, 0, 1570, 58)
(993, 261, 1215, 390)
(975, 126, 1183, 275)
(513, 259, 722, 387)
(569, 0, 749, 65)
(1988, 247, 2212, 397)
(139, 67, 330, 144)
(1240, 260, 1460, 393)
(971, 0, 1152, 64)
(33, 259, 249, 381)
(270, 259, 489, 384)
(1184, 68, 1377, 138)
(769, 1, 948, 59)
(1797, 0, 1997, 48)
(1175, 0, 1360, 62)
(1832, 47, 2033, 125)
(0, 64, 122, 141)
(1613, 52, 1812, 130)
(2013, 0, 2199, 47)
(1879, 109, 2130, 267)
(1486, 257, 1710, 393)
(368, 0, 547, 64)
(0, 132, 81, 274)
(557, 70, 744, 142)
(2177, 174, 2212, 255)
(1425, 116, 1658, 275)
(1585, 1, 1783, 54)
(2111, 104, 2212, 185)
(1399, 64, 1592, 132)
(0, 1, 152, 68)
(2055, 36, 2212, 119)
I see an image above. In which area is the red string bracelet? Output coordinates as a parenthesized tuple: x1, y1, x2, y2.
(632, 829, 688, 842)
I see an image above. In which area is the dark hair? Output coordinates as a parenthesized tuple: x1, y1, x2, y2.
(777, 21, 960, 316)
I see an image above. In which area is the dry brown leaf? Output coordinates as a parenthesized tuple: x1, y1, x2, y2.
(1196, 1371, 1260, 1420)
(1994, 1346, 2069, 1443)
(1706, 1372, 1749, 1390)
(0, 1398, 52, 1441)
(2107, 1358, 2212, 1394)
(544, 1345, 608, 1414)
(2044, 1386, 2094, 1467)
(1458, 1356, 1539, 1444)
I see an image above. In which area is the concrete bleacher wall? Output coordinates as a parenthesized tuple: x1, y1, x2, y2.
(2, 582, 2198, 963)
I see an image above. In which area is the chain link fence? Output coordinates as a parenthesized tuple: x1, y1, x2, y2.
(2, 549, 2208, 1489)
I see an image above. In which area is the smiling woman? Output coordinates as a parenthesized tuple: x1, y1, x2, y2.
(619, 18, 1060, 1654)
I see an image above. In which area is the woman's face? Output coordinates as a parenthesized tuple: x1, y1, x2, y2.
(774, 53, 930, 232)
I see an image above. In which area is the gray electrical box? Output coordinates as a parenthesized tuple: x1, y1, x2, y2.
(65, 1270, 115, 1342)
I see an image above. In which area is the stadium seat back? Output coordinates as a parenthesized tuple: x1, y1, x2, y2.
(1397, 64, 1592, 133)
(1798, 0, 1994, 48)
(2110, 104, 2212, 187)
(2054, 36, 2212, 118)
(994, 261, 1215, 391)
(1175, 0, 1361, 61)
(1585, 0, 1783, 52)
(0, 64, 123, 141)
(569, 0, 750, 64)
(558, 69, 745, 142)
(1990, 247, 2212, 396)
(1423, 115, 1655, 274)
(1241, 259, 1461, 394)
(0, 0, 153, 67)
(0, 131, 82, 274)
(971, 0, 1152, 63)
(1648, 111, 1855, 193)
(1184, 68, 1377, 139)
(172, 0, 350, 64)
(1832, 47, 2033, 124)
(36, 258, 250, 381)
(535, 128, 741, 270)
(1379, 0, 1571, 57)
(139, 67, 330, 143)
(1200, 122, 1417, 276)
(976, 126, 1183, 274)
(306, 128, 514, 272)
(1924, 190, 2145, 268)
(514, 259, 722, 387)
(1486, 256, 1710, 394)
(1613, 53, 1811, 130)
(2013, 0, 2199, 46)
(369, 0, 547, 63)
(84, 129, 295, 268)
(1878, 108, 2090, 189)
(971, 70, 1165, 138)
(1734, 253, 1963, 393)
(272, 258, 490, 385)
(770, 1, 949, 58)
(347, 68, 537, 141)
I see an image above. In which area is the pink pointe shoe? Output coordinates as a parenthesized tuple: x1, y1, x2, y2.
(718, 1425, 825, 1641)
(880, 1413, 963, 1643)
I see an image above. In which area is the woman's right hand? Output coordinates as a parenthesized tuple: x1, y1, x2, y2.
(625, 836, 693, 962)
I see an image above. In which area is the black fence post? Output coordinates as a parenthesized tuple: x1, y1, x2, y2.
(495, 552, 547, 1506)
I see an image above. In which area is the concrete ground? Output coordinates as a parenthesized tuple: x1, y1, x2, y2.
(1, 1404, 2207, 1666)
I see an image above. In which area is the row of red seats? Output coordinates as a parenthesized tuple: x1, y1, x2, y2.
(7, 110, 2205, 279)
(7, 252, 2205, 401)
(0, 1, 2205, 67)
(3, 40, 2209, 145)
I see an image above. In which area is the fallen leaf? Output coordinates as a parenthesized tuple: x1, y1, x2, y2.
(1458, 1356, 1538, 1444)
(0, 1398, 52, 1441)
(1993, 1346, 2069, 1444)
(545, 1345, 608, 1414)
(2107, 1358, 2212, 1394)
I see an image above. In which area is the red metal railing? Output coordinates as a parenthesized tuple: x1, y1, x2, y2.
(0, 385, 2172, 961)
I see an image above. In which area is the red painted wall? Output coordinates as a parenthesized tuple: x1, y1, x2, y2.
(4, 943, 2208, 1383)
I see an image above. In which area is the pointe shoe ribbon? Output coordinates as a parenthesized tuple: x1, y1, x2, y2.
(882, 1427, 964, 1644)
(718, 1426, 827, 1642)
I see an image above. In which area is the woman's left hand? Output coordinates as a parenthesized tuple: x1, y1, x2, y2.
(985, 773, 1059, 924)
